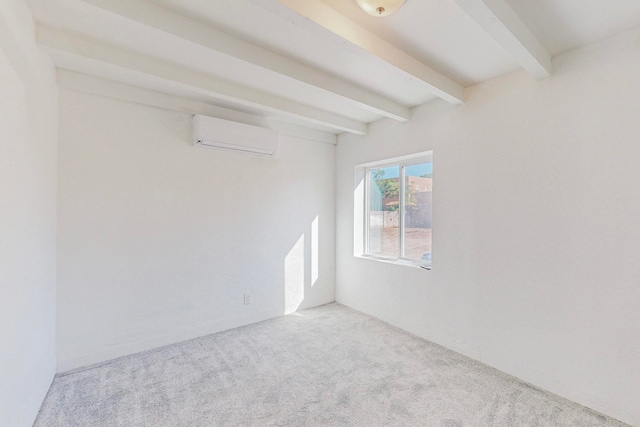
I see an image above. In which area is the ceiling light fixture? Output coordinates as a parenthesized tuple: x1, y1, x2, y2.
(355, 0, 406, 17)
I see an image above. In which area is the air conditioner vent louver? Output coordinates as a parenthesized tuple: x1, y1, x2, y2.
(192, 115, 279, 156)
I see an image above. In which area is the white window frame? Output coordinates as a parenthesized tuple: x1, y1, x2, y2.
(360, 152, 432, 270)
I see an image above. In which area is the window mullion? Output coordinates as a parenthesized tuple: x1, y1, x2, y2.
(399, 164, 406, 259)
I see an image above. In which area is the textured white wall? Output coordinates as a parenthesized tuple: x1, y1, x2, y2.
(0, 1, 58, 426)
(336, 29, 640, 426)
(57, 90, 336, 371)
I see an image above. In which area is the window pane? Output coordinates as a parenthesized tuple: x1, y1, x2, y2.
(368, 166, 400, 258)
(403, 163, 432, 263)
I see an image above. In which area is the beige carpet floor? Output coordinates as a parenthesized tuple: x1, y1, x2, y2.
(35, 303, 629, 426)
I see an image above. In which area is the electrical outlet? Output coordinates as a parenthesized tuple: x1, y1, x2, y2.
(244, 293, 251, 305)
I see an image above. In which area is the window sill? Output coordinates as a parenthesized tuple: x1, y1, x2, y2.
(355, 255, 431, 270)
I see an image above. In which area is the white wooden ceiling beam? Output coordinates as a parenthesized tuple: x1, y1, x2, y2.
(261, 0, 465, 105)
(81, 0, 411, 122)
(56, 70, 338, 144)
(37, 26, 368, 135)
(453, 0, 551, 79)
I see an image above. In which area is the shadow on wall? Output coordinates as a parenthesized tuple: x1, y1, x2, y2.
(284, 215, 320, 314)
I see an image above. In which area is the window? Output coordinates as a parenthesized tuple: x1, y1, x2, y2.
(363, 152, 432, 268)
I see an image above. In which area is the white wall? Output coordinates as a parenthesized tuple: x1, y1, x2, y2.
(336, 29, 640, 426)
(0, 1, 58, 426)
(57, 89, 336, 371)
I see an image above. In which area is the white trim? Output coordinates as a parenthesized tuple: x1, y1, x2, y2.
(356, 254, 431, 270)
(358, 151, 433, 168)
(399, 164, 406, 258)
(57, 305, 280, 373)
(363, 168, 371, 255)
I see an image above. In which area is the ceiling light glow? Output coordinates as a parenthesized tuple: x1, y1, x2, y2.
(355, 0, 406, 17)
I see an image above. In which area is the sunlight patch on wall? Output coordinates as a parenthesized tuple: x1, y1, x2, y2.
(284, 234, 305, 314)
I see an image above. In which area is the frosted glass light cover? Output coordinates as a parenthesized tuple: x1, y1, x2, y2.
(355, 0, 406, 17)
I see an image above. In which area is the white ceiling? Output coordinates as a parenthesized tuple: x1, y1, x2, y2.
(26, 0, 640, 142)
(506, 0, 640, 56)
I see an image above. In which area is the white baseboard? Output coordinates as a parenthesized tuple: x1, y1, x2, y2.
(57, 306, 280, 374)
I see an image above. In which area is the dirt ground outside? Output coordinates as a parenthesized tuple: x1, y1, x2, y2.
(368, 227, 431, 260)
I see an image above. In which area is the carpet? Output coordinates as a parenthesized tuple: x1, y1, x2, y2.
(34, 303, 629, 426)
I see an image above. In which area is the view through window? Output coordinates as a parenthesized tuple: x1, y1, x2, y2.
(366, 155, 432, 267)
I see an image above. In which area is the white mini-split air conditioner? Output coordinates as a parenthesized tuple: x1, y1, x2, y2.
(192, 114, 279, 156)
